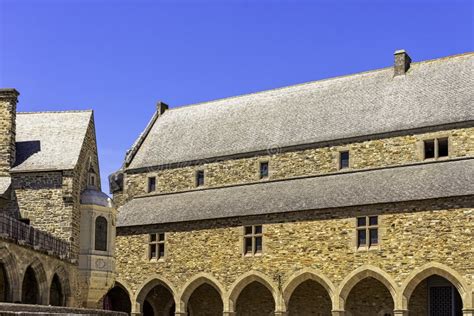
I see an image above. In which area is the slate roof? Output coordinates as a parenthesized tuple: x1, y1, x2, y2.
(0, 177, 11, 197)
(117, 159, 474, 227)
(12, 111, 93, 172)
(127, 53, 474, 170)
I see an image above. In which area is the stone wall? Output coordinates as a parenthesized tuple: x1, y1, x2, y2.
(0, 90, 18, 176)
(116, 127, 474, 207)
(115, 196, 474, 313)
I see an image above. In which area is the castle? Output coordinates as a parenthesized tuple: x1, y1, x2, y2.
(1, 50, 473, 316)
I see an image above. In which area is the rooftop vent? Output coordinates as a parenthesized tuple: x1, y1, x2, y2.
(394, 49, 411, 76)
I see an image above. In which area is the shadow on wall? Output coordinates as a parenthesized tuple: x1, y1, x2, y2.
(14, 141, 41, 167)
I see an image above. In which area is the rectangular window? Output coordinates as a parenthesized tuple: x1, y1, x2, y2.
(339, 151, 350, 169)
(243, 225, 263, 256)
(196, 170, 205, 187)
(357, 216, 378, 249)
(148, 177, 156, 192)
(424, 138, 449, 160)
(149, 233, 165, 260)
(259, 162, 269, 179)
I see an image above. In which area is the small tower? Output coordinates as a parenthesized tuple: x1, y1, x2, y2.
(78, 174, 116, 308)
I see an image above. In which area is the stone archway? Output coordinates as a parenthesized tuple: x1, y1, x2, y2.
(177, 274, 225, 316)
(228, 272, 280, 316)
(283, 269, 336, 315)
(103, 282, 132, 314)
(21, 266, 40, 304)
(135, 277, 176, 316)
(49, 274, 63, 306)
(0, 262, 9, 302)
(401, 263, 471, 315)
(337, 266, 398, 316)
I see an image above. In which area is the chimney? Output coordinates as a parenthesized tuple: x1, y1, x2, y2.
(0, 88, 19, 175)
(156, 101, 169, 116)
(394, 50, 412, 76)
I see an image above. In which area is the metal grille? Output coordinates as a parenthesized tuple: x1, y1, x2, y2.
(0, 213, 70, 259)
(430, 286, 452, 316)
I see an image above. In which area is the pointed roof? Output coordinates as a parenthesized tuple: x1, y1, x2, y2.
(126, 52, 474, 170)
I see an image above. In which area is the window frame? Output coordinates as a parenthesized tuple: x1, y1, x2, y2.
(94, 216, 108, 252)
(356, 215, 379, 251)
(422, 137, 450, 160)
(338, 149, 350, 170)
(243, 225, 263, 257)
(147, 176, 156, 193)
(148, 232, 166, 261)
(195, 170, 205, 187)
(259, 161, 269, 180)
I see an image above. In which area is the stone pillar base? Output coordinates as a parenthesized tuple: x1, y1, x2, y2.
(175, 313, 187, 316)
(274, 312, 288, 316)
(463, 309, 474, 316)
(223, 312, 236, 316)
(393, 310, 409, 316)
(331, 310, 345, 316)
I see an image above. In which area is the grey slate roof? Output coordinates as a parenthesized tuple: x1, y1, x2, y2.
(12, 111, 92, 172)
(128, 53, 474, 170)
(0, 177, 11, 197)
(117, 159, 474, 227)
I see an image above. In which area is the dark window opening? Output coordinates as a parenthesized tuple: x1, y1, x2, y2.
(196, 170, 205, 187)
(340, 151, 350, 169)
(148, 177, 156, 193)
(244, 225, 263, 255)
(95, 216, 108, 251)
(424, 140, 435, 159)
(259, 162, 269, 179)
(357, 216, 378, 249)
(149, 233, 166, 260)
(49, 274, 63, 306)
(438, 138, 449, 157)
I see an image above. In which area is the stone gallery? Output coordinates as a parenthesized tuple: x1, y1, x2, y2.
(0, 50, 473, 316)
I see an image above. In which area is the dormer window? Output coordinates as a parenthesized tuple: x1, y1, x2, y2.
(424, 138, 449, 160)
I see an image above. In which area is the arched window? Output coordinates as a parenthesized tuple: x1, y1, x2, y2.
(95, 216, 108, 251)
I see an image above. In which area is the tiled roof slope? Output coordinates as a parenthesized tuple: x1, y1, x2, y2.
(12, 111, 93, 172)
(128, 53, 474, 170)
(117, 159, 474, 227)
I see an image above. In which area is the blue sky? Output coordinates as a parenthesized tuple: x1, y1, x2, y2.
(0, 0, 472, 192)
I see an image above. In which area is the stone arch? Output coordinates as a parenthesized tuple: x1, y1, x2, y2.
(21, 257, 48, 305)
(0, 246, 20, 302)
(104, 281, 132, 314)
(400, 262, 472, 310)
(336, 265, 398, 311)
(50, 265, 71, 306)
(134, 275, 177, 314)
(227, 270, 282, 313)
(176, 273, 225, 313)
(282, 268, 336, 313)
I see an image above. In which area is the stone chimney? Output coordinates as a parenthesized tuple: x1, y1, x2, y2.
(394, 50, 412, 76)
(156, 101, 169, 116)
(0, 88, 19, 176)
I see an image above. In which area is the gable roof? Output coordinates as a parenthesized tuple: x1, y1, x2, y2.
(117, 158, 474, 227)
(11, 111, 93, 172)
(127, 53, 473, 170)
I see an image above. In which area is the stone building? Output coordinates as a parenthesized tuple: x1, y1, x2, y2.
(109, 51, 474, 316)
(0, 89, 116, 309)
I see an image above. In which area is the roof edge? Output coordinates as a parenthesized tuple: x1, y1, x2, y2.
(17, 109, 93, 115)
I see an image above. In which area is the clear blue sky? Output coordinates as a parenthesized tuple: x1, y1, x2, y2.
(0, 0, 472, 192)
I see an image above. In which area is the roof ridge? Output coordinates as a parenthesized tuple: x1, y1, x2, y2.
(168, 51, 474, 112)
(17, 109, 93, 114)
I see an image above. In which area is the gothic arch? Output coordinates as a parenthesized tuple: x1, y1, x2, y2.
(336, 265, 399, 310)
(176, 273, 225, 313)
(134, 275, 177, 313)
(50, 265, 71, 306)
(400, 262, 472, 310)
(282, 268, 337, 310)
(0, 246, 20, 302)
(21, 257, 48, 305)
(227, 270, 282, 312)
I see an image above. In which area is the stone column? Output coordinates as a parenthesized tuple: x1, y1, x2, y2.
(393, 309, 409, 316)
(223, 312, 236, 316)
(274, 312, 288, 316)
(175, 313, 187, 316)
(463, 309, 474, 316)
(331, 310, 345, 316)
